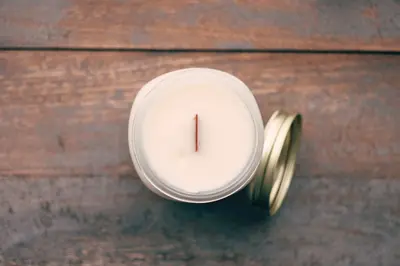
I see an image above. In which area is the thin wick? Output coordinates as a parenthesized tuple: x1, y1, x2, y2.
(195, 114, 199, 152)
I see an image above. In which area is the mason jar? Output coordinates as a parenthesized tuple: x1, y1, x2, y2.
(128, 68, 302, 215)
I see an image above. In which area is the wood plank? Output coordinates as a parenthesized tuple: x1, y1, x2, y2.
(1, 0, 400, 51)
(0, 52, 399, 179)
(1, 176, 400, 265)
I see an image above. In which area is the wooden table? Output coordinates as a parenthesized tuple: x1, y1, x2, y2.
(1, 1, 400, 265)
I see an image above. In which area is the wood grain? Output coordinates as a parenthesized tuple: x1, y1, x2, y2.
(1, 175, 400, 265)
(0, 51, 399, 179)
(1, 0, 400, 51)
(0, 52, 399, 264)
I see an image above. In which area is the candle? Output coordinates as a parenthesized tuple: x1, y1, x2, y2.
(129, 68, 302, 214)
(140, 71, 257, 193)
(130, 68, 264, 200)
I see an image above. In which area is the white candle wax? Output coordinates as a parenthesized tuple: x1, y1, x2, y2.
(130, 68, 264, 200)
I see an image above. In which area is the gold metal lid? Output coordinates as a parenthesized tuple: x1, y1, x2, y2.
(248, 110, 302, 215)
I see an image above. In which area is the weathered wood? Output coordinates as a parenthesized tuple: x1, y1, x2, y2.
(1, 0, 400, 51)
(1, 175, 400, 265)
(0, 52, 399, 179)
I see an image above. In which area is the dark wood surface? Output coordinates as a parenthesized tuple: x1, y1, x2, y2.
(0, 51, 399, 265)
(0, 0, 400, 51)
(1, 176, 400, 265)
(0, 52, 399, 178)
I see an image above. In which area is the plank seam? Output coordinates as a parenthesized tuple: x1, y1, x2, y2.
(1, 47, 400, 55)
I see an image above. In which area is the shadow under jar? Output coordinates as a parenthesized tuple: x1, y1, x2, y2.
(128, 68, 302, 215)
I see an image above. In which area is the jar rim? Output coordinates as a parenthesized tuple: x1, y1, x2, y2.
(128, 68, 265, 203)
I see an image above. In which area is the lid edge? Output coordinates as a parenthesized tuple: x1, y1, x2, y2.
(248, 110, 303, 215)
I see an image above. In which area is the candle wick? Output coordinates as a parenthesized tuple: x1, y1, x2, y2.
(195, 114, 199, 152)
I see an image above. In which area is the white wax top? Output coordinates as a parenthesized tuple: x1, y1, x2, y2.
(139, 71, 256, 193)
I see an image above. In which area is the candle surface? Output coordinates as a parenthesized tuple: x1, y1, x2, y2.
(137, 70, 256, 193)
